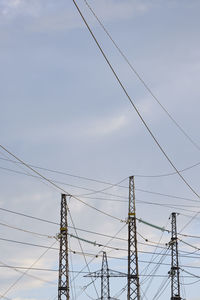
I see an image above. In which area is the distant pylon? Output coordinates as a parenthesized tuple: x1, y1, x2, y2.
(169, 212, 181, 300)
(101, 251, 111, 299)
(85, 251, 125, 299)
(58, 194, 70, 300)
(127, 176, 140, 300)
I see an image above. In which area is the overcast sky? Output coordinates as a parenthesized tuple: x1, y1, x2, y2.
(0, 0, 200, 299)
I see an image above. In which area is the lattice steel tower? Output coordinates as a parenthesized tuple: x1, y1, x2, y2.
(127, 176, 140, 300)
(101, 251, 111, 299)
(85, 251, 124, 299)
(58, 194, 70, 300)
(169, 212, 181, 300)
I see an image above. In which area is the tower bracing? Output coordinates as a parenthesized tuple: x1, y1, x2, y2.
(58, 193, 70, 300)
(101, 251, 111, 300)
(85, 251, 126, 299)
(127, 176, 140, 300)
(169, 212, 181, 300)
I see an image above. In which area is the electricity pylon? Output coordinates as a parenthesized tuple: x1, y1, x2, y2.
(58, 194, 70, 300)
(101, 251, 111, 300)
(169, 212, 181, 300)
(85, 251, 126, 299)
(127, 176, 140, 300)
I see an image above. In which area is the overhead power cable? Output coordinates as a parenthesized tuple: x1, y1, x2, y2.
(1, 204, 199, 243)
(0, 259, 56, 285)
(84, 274, 198, 278)
(181, 278, 200, 286)
(179, 239, 200, 252)
(2, 158, 200, 206)
(1, 236, 200, 259)
(0, 221, 54, 239)
(0, 213, 170, 252)
(0, 265, 58, 272)
(1, 154, 200, 179)
(70, 224, 127, 287)
(152, 276, 170, 300)
(72, 0, 200, 228)
(141, 217, 170, 288)
(83, 0, 200, 154)
(4, 145, 198, 239)
(67, 204, 99, 299)
(2, 163, 200, 205)
(0, 165, 127, 200)
(0, 240, 58, 299)
(1, 218, 198, 257)
(0, 259, 199, 272)
(181, 268, 200, 279)
(137, 199, 200, 214)
(0, 144, 124, 223)
(0, 206, 59, 226)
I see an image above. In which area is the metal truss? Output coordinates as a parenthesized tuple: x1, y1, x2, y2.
(58, 194, 70, 300)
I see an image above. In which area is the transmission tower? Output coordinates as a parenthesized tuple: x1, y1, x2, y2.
(101, 251, 111, 300)
(127, 176, 140, 300)
(85, 251, 125, 299)
(169, 212, 181, 300)
(58, 193, 70, 300)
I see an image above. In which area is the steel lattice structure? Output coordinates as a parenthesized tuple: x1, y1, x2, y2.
(169, 212, 181, 300)
(127, 176, 140, 300)
(101, 251, 111, 299)
(85, 251, 125, 299)
(58, 194, 70, 300)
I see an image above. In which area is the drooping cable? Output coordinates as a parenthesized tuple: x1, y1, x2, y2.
(1, 154, 200, 179)
(0, 144, 124, 223)
(0, 258, 56, 285)
(3, 161, 200, 205)
(83, 0, 200, 154)
(72, 0, 200, 211)
(0, 240, 57, 299)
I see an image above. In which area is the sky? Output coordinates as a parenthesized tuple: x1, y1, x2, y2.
(0, 0, 200, 299)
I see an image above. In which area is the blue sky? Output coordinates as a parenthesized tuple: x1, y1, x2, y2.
(0, 0, 200, 299)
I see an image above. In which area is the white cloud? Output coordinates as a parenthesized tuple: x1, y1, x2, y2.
(0, 0, 41, 17)
(89, 0, 149, 22)
(87, 114, 127, 137)
(0, 0, 150, 32)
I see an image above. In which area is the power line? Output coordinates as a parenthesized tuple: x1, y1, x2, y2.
(67, 200, 99, 298)
(181, 268, 200, 279)
(152, 276, 170, 300)
(1, 204, 200, 243)
(1, 236, 200, 259)
(181, 277, 200, 286)
(0, 215, 169, 253)
(0, 265, 58, 272)
(72, 0, 200, 235)
(2, 164, 200, 205)
(1, 154, 200, 179)
(70, 224, 127, 287)
(0, 146, 124, 223)
(0, 259, 199, 272)
(0, 236, 59, 250)
(0, 259, 56, 285)
(0, 144, 124, 222)
(0, 240, 58, 299)
(0, 165, 128, 200)
(1, 217, 199, 258)
(83, 0, 200, 154)
(0, 221, 54, 239)
(137, 200, 200, 214)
